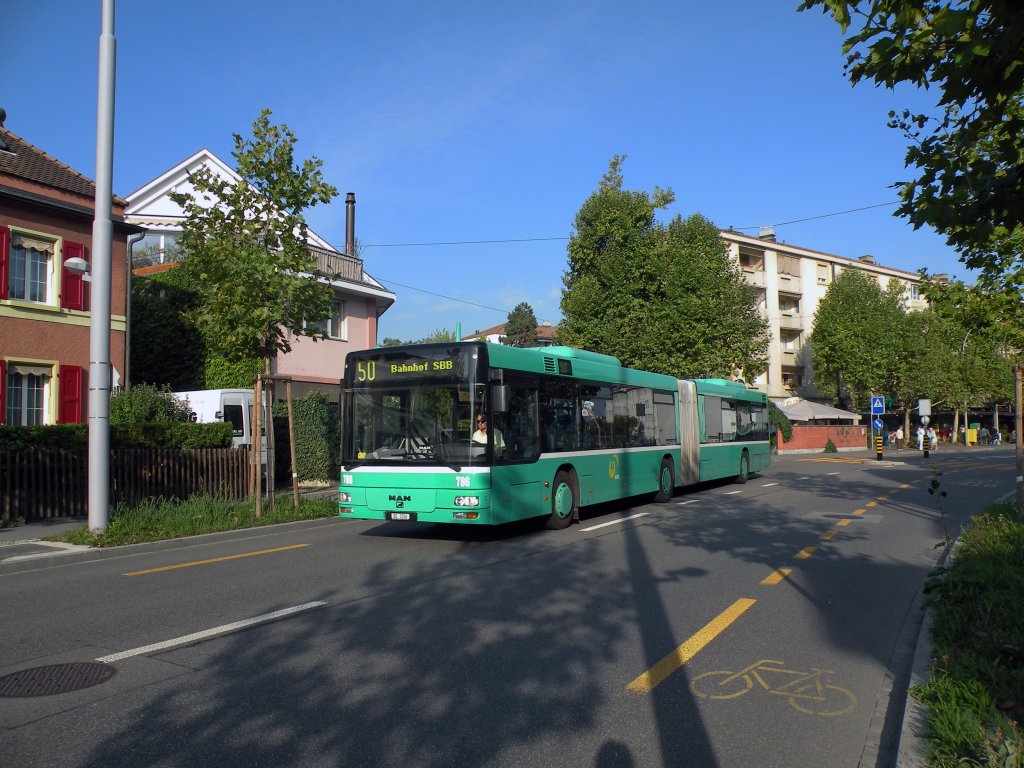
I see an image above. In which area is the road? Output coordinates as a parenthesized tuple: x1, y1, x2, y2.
(0, 446, 1016, 768)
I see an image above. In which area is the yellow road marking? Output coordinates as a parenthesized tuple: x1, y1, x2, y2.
(837, 519, 852, 527)
(876, 496, 889, 501)
(853, 509, 866, 516)
(123, 544, 311, 576)
(761, 568, 791, 586)
(626, 598, 757, 694)
(899, 484, 910, 488)
(820, 530, 837, 541)
(795, 546, 817, 559)
(866, 501, 878, 507)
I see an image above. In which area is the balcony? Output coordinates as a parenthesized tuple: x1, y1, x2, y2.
(311, 246, 364, 282)
(778, 311, 803, 330)
(742, 268, 766, 288)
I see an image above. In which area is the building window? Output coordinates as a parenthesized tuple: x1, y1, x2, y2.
(308, 299, 346, 340)
(133, 232, 182, 267)
(779, 295, 800, 314)
(777, 254, 800, 277)
(781, 331, 801, 352)
(738, 246, 765, 271)
(5, 364, 51, 425)
(817, 263, 830, 284)
(908, 284, 920, 301)
(10, 234, 54, 303)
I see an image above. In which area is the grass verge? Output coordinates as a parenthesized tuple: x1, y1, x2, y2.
(45, 493, 339, 547)
(913, 502, 1024, 767)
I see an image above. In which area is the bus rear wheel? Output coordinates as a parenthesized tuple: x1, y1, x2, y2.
(735, 452, 749, 484)
(546, 469, 576, 530)
(654, 458, 674, 502)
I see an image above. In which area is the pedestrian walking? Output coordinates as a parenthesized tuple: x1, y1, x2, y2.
(916, 425, 925, 451)
(894, 425, 904, 450)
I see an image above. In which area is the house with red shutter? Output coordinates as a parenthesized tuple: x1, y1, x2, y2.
(0, 112, 139, 425)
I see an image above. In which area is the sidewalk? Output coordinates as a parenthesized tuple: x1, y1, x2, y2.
(0, 516, 92, 564)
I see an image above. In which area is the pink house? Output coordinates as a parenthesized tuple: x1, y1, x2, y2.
(125, 150, 395, 402)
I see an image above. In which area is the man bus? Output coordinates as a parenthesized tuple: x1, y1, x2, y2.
(339, 342, 769, 529)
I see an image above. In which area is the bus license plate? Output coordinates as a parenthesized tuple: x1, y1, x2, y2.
(387, 512, 416, 521)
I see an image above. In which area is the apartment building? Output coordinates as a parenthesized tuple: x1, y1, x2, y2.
(0, 115, 140, 425)
(723, 228, 926, 402)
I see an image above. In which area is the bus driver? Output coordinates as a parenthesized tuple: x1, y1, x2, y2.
(472, 416, 505, 452)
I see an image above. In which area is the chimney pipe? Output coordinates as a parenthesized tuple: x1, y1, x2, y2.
(345, 192, 356, 257)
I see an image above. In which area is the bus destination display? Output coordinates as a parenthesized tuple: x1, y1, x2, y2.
(351, 351, 466, 383)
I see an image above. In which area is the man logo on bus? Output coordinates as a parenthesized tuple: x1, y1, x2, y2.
(389, 494, 412, 502)
(608, 455, 620, 480)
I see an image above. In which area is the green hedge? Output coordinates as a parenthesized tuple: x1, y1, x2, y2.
(271, 391, 340, 483)
(0, 422, 232, 453)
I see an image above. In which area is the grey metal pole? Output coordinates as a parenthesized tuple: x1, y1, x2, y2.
(88, 0, 116, 532)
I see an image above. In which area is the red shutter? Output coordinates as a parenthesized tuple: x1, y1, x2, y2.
(0, 226, 9, 299)
(0, 360, 6, 424)
(61, 242, 86, 310)
(58, 364, 84, 424)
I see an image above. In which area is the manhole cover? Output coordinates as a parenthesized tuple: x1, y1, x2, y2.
(0, 662, 116, 697)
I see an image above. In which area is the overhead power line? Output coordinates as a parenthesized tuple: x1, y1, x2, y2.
(733, 201, 900, 231)
(375, 277, 512, 315)
(362, 202, 903, 248)
(363, 236, 567, 248)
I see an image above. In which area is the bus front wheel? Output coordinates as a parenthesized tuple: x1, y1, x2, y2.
(546, 470, 576, 530)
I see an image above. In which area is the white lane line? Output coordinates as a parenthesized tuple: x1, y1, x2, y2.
(676, 500, 700, 506)
(827, 472, 841, 475)
(580, 513, 649, 532)
(96, 601, 327, 663)
(797, 476, 811, 480)
(761, 483, 779, 487)
(723, 491, 742, 495)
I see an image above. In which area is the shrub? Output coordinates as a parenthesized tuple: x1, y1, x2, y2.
(0, 422, 231, 452)
(110, 384, 191, 425)
(824, 438, 838, 453)
(272, 391, 340, 483)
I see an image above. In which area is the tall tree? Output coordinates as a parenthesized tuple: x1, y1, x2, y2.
(798, 1, 1024, 288)
(808, 268, 910, 409)
(503, 302, 539, 347)
(170, 110, 339, 375)
(560, 157, 769, 378)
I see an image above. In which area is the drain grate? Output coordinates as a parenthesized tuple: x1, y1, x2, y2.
(0, 662, 116, 697)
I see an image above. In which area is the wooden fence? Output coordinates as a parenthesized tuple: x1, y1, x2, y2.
(0, 448, 250, 522)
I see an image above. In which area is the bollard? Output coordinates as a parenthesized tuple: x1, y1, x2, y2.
(875, 436, 883, 461)
(923, 436, 930, 459)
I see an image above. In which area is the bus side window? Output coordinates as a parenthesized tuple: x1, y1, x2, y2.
(495, 380, 540, 462)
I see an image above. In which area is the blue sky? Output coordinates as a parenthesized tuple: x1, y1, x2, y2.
(3, 1, 971, 342)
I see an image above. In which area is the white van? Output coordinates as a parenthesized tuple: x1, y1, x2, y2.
(174, 389, 259, 450)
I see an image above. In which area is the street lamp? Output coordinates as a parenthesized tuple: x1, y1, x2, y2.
(64, 256, 92, 282)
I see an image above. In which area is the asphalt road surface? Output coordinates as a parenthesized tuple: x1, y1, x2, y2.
(0, 445, 1017, 768)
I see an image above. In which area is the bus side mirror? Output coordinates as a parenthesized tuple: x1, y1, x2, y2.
(491, 384, 510, 413)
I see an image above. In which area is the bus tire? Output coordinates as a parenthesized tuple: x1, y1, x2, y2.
(654, 458, 674, 502)
(546, 469, 576, 530)
(735, 451, 749, 484)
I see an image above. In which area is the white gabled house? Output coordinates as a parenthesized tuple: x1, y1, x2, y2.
(125, 149, 395, 402)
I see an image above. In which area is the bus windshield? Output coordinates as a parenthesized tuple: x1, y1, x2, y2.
(342, 344, 490, 470)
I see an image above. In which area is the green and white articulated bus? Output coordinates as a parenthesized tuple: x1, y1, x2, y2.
(339, 342, 769, 529)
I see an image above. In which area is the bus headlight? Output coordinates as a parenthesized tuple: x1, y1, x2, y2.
(339, 492, 352, 503)
(453, 496, 479, 507)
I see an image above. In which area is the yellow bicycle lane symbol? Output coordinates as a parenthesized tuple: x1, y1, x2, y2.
(690, 659, 857, 717)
